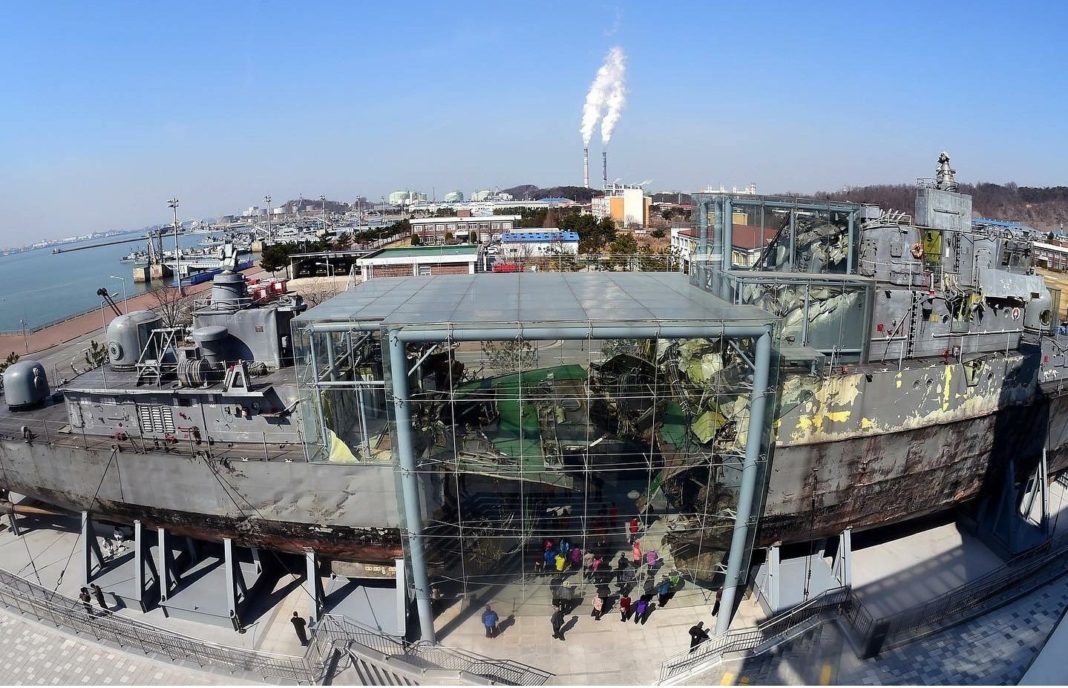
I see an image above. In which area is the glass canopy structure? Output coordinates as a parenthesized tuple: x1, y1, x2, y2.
(291, 272, 779, 640)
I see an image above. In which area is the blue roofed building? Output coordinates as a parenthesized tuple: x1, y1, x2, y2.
(499, 229, 580, 259)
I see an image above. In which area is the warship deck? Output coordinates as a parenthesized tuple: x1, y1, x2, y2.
(0, 365, 306, 463)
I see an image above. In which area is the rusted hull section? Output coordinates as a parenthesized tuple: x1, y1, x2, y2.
(663, 362, 1067, 556)
(4, 484, 403, 564)
(0, 437, 405, 566)
(760, 398, 1053, 545)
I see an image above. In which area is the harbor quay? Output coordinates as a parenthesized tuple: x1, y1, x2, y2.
(0, 264, 268, 358)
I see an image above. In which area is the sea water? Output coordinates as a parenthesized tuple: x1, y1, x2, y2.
(0, 232, 238, 332)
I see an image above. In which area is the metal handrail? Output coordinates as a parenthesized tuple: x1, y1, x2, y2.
(0, 565, 547, 685)
(316, 614, 552, 685)
(872, 531, 1068, 650)
(0, 566, 314, 683)
(657, 586, 851, 684)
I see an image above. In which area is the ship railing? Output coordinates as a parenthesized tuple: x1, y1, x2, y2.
(191, 295, 257, 310)
(0, 415, 308, 463)
(0, 565, 315, 684)
(314, 613, 552, 685)
(656, 586, 851, 685)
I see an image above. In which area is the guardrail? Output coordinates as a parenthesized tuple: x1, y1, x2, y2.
(657, 531, 1068, 684)
(486, 251, 684, 274)
(657, 587, 851, 685)
(0, 564, 550, 685)
(317, 614, 552, 686)
(865, 532, 1068, 653)
(0, 566, 315, 683)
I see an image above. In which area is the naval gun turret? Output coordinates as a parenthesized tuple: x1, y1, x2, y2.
(190, 252, 305, 370)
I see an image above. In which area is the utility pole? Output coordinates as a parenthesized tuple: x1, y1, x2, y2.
(265, 194, 272, 244)
(167, 198, 183, 295)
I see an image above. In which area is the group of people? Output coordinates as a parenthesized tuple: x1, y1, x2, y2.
(78, 584, 108, 615)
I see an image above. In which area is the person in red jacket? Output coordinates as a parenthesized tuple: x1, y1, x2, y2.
(618, 594, 633, 622)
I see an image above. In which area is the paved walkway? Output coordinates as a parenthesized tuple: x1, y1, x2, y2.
(699, 564, 1068, 685)
(0, 606, 251, 685)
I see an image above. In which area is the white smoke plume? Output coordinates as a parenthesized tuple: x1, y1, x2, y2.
(600, 49, 626, 145)
(580, 46, 626, 147)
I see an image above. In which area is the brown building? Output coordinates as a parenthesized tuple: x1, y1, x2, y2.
(409, 215, 520, 245)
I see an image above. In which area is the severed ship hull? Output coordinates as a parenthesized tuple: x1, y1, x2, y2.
(3, 154, 1068, 584)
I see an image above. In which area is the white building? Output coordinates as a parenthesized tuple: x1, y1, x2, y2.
(670, 227, 698, 272)
(499, 230, 580, 259)
(592, 184, 650, 227)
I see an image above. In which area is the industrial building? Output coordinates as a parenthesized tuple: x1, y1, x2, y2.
(499, 230, 579, 259)
(357, 245, 479, 278)
(592, 183, 651, 227)
(409, 215, 520, 244)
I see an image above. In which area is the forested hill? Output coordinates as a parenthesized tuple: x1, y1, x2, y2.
(813, 183, 1068, 230)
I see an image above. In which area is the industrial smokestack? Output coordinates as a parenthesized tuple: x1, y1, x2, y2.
(583, 147, 590, 188)
(602, 151, 608, 190)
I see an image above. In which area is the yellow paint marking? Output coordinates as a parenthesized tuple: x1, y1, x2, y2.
(942, 364, 953, 412)
(895, 372, 902, 389)
(720, 672, 734, 685)
(738, 677, 750, 685)
(819, 663, 833, 685)
(860, 418, 875, 430)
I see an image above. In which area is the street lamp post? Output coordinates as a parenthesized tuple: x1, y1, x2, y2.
(108, 275, 128, 313)
(265, 194, 272, 244)
(167, 198, 182, 294)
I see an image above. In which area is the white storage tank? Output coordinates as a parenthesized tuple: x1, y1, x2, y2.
(3, 360, 50, 410)
(106, 310, 162, 370)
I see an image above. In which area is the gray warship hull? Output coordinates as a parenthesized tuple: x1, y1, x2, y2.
(0, 433, 404, 564)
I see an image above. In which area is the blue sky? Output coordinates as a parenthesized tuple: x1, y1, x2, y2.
(1, 0, 1066, 242)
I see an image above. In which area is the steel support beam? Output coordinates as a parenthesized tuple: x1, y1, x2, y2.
(765, 544, 780, 612)
(388, 330, 437, 644)
(393, 324, 773, 343)
(834, 528, 852, 587)
(723, 198, 733, 273)
(716, 330, 773, 635)
(81, 511, 103, 585)
(395, 557, 407, 633)
(157, 527, 170, 602)
(847, 212, 856, 274)
(305, 550, 322, 623)
(132, 520, 146, 610)
(224, 537, 240, 624)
